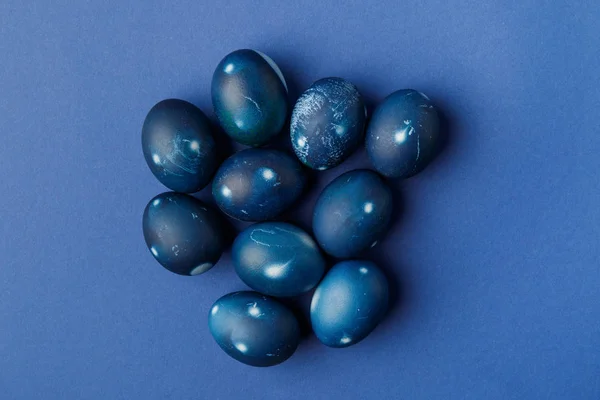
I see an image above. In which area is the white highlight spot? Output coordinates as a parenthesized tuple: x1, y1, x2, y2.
(152, 198, 161, 207)
(248, 303, 261, 317)
(359, 266, 369, 274)
(340, 336, 352, 345)
(394, 129, 407, 144)
(211, 305, 219, 315)
(234, 118, 245, 129)
(317, 166, 327, 171)
(152, 154, 161, 164)
(221, 185, 232, 197)
(224, 63, 235, 73)
(150, 247, 159, 257)
(190, 263, 213, 275)
(335, 124, 345, 135)
(363, 202, 374, 214)
(264, 261, 290, 278)
(261, 168, 275, 180)
(234, 342, 248, 353)
(190, 140, 199, 151)
(297, 136, 306, 148)
(370, 241, 378, 248)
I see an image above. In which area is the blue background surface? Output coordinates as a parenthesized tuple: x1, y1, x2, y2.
(1, 1, 599, 399)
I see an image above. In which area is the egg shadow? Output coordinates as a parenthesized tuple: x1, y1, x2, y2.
(366, 250, 409, 324)
(278, 291, 313, 339)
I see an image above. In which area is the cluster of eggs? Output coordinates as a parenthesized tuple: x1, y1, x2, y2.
(141, 49, 440, 367)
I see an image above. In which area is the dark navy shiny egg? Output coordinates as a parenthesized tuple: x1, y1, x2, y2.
(290, 77, 366, 170)
(312, 169, 393, 258)
(232, 222, 326, 297)
(311, 260, 389, 348)
(366, 89, 440, 178)
(212, 149, 306, 221)
(212, 49, 288, 146)
(208, 291, 300, 367)
(142, 192, 225, 276)
(142, 99, 218, 193)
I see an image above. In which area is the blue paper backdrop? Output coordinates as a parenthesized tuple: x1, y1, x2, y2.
(1, 1, 599, 399)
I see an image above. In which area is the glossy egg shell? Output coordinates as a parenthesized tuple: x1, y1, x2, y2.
(311, 260, 389, 348)
(312, 169, 393, 258)
(142, 192, 226, 276)
(208, 291, 300, 367)
(366, 89, 440, 178)
(212, 149, 306, 221)
(142, 99, 218, 193)
(290, 77, 366, 170)
(212, 49, 288, 146)
(232, 222, 326, 297)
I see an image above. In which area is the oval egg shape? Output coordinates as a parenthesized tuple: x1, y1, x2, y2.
(313, 169, 393, 258)
(291, 77, 366, 170)
(208, 291, 300, 367)
(212, 149, 306, 221)
(311, 260, 389, 348)
(143, 192, 226, 276)
(212, 49, 288, 146)
(366, 89, 440, 178)
(142, 99, 218, 193)
(232, 222, 326, 297)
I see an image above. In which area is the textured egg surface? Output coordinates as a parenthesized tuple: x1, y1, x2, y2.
(291, 77, 366, 170)
(211, 49, 288, 146)
(311, 260, 389, 348)
(212, 148, 306, 221)
(142, 192, 226, 276)
(142, 99, 218, 193)
(232, 222, 326, 297)
(208, 291, 300, 367)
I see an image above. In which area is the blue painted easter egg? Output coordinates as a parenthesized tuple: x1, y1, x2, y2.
(142, 99, 218, 193)
(311, 260, 389, 348)
(142, 192, 226, 276)
(208, 291, 300, 367)
(212, 49, 288, 146)
(313, 169, 393, 258)
(232, 222, 326, 297)
(366, 89, 440, 178)
(290, 77, 366, 170)
(212, 149, 306, 221)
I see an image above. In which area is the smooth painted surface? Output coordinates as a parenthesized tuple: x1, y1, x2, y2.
(313, 169, 393, 258)
(366, 90, 440, 178)
(208, 291, 300, 367)
(212, 148, 306, 221)
(142, 192, 226, 275)
(311, 260, 389, 348)
(212, 49, 288, 146)
(2, 1, 600, 399)
(232, 222, 325, 297)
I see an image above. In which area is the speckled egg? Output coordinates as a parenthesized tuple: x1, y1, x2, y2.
(212, 149, 306, 221)
(311, 260, 389, 348)
(290, 77, 366, 170)
(212, 49, 288, 146)
(142, 99, 218, 193)
(313, 169, 393, 258)
(366, 89, 440, 178)
(232, 222, 326, 297)
(208, 291, 300, 367)
(142, 192, 226, 276)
